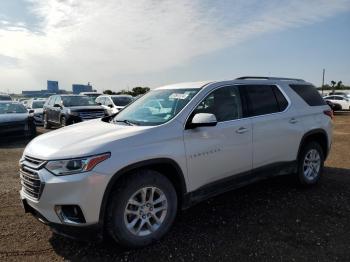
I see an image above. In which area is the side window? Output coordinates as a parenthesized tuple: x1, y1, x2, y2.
(244, 85, 280, 116)
(273, 86, 289, 111)
(193, 86, 242, 122)
(289, 84, 326, 106)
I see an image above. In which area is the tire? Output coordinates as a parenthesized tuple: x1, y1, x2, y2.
(106, 170, 178, 248)
(297, 141, 324, 186)
(60, 116, 67, 127)
(43, 114, 51, 129)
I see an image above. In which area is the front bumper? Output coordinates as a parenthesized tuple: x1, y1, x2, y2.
(21, 198, 103, 241)
(20, 167, 110, 229)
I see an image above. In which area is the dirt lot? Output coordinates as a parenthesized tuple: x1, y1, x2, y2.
(1, 114, 350, 261)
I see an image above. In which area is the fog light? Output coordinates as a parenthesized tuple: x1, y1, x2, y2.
(55, 205, 86, 224)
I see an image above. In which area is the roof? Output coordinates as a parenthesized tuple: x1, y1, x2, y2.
(154, 76, 308, 90)
(235, 76, 305, 82)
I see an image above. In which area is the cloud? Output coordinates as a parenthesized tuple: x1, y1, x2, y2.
(0, 0, 350, 92)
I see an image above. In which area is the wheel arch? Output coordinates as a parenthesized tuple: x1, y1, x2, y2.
(98, 158, 187, 224)
(297, 129, 329, 160)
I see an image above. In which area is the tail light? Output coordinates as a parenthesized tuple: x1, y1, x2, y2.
(323, 109, 333, 119)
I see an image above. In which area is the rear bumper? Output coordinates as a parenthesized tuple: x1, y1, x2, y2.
(22, 198, 103, 241)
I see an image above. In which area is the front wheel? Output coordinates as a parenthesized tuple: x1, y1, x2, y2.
(106, 170, 177, 248)
(297, 142, 324, 186)
(43, 114, 51, 129)
(60, 116, 67, 127)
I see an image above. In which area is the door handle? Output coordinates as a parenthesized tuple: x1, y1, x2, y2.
(289, 118, 298, 124)
(236, 127, 248, 134)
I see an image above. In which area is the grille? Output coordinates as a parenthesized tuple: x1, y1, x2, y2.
(20, 156, 46, 200)
(79, 111, 105, 120)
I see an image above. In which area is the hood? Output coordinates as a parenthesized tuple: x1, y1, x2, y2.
(24, 119, 152, 159)
(68, 106, 104, 111)
(0, 113, 28, 123)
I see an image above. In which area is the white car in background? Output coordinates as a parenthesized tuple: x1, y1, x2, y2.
(96, 95, 134, 115)
(323, 95, 350, 110)
(80, 92, 103, 103)
(26, 99, 46, 125)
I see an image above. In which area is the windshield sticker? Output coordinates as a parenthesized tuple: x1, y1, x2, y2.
(169, 93, 189, 100)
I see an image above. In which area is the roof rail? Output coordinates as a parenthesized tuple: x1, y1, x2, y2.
(235, 76, 305, 82)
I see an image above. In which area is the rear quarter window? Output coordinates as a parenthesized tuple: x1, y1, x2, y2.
(290, 84, 326, 106)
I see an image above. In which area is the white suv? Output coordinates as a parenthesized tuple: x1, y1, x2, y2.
(20, 77, 333, 247)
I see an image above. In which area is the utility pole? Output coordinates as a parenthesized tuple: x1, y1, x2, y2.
(322, 68, 325, 95)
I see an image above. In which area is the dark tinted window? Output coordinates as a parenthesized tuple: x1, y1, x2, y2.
(62, 96, 97, 107)
(112, 96, 133, 106)
(244, 85, 280, 116)
(290, 84, 326, 106)
(193, 86, 242, 122)
(273, 86, 289, 111)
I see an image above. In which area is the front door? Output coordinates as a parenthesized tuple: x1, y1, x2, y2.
(183, 85, 252, 192)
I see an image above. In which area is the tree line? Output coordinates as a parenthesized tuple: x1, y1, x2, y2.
(318, 80, 350, 91)
(103, 86, 150, 96)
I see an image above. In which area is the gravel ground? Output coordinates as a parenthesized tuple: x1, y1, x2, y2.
(0, 113, 350, 261)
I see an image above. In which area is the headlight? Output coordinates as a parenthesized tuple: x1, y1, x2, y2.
(45, 153, 110, 176)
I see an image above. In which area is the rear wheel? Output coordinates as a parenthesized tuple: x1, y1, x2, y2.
(106, 170, 177, 248)
(43, 114, 51, 129)
(297, 142, 324, 186)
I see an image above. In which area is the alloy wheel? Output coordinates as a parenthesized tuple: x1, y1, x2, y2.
(303, 149, 321, 180)
(124, 186, 168, 237)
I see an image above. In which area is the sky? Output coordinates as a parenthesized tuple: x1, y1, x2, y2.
(0, 0, 349, 93)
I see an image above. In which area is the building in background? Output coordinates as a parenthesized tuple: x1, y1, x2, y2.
(47, 80, 59, 93)
(72, 83, 93, 94)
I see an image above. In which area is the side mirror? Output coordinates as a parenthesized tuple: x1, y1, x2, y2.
(28, 109, 35, 114)
(97, 102, 102, 106)
(108, 104, 113, 108)
(53, 104, 61, 108)
(188, 113, 217, 129)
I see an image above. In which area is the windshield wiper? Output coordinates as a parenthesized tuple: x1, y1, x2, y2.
(114, 119, 138, 126)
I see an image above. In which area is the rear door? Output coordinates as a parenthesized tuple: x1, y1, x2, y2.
(184, 85, 253, 191)
(241, 85, 304, 169)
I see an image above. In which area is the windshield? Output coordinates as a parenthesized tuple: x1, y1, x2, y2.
(112, 96, 133, 107)
(62, 96, 98, 107)
(0, 103, 27, 114)
(32, 101, 45, 108)
(113, 88, 199, 126)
